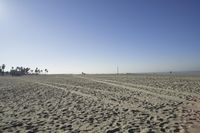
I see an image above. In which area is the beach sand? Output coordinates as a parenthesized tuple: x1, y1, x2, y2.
(0, 74, 200, 133)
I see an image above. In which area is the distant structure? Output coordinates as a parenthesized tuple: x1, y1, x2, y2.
(82, 72, 86, 75)
(117, 65, 119, 75)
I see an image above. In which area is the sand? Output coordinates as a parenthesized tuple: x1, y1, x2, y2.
(0, 74, 200, 133)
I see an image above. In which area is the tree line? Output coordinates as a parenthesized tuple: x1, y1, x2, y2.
(0, 64, 48, 76)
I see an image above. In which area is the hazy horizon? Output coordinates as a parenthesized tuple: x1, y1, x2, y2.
(1, 0, 200, 74)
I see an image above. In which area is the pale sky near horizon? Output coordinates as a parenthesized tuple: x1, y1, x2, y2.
(0, 0, 200, 74)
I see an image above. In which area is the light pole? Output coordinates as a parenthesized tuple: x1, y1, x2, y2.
(117, 65, 119, 75)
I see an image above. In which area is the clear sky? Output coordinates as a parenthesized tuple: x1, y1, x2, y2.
(0, 0, 200, 74)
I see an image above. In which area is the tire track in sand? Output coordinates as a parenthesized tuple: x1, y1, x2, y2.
(102, 79, 200, 98)
(45, 82, 175, 106)
(23, 79, 161, 115)
(76, 76, 188, 103)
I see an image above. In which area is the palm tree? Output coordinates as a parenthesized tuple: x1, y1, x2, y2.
(38, 69, 41, 74)
(45, 69, 48, 74)
(20, 67, 25, 75)
(16, 67, 20, 71)
(35, 68, 39, 75)
(2, 64, 5, 70)
(10, 67, 14, 76)
(2, 64, 5, 76)
(25, 67, 30, 75)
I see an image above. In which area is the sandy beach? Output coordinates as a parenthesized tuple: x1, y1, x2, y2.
(0, 74, 200, 133)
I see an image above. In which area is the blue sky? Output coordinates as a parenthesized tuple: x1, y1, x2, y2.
(0, 0, 200, 74)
